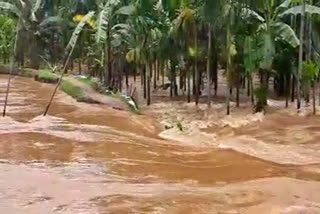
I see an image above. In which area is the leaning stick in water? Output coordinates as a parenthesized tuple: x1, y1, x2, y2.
(3, 56, 15, 117)
(43, 53, 72, 116)
(3, 23, 19, 117)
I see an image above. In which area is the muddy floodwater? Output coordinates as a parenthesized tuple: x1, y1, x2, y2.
(0, 75, 319, 213)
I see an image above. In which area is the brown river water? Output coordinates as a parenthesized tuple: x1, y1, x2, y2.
(0, 75, 319, 214)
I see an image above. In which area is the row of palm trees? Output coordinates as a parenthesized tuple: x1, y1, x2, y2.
(1, 0, 320, 115)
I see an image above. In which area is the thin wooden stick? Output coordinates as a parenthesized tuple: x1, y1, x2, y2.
(3, 56, 14, 117)
(43, 52, 72, 116)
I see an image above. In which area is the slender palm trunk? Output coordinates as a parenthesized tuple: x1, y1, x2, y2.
(297, 0, 306, 110)
(125, 69, 129, 91)
(104, 43, 108, 84)
(236, 73, 240, 107)
(291, 75, 296, 102)
(143, 65, 147, 99)
(156, 59, 160, 81)
(307, 0, 313, 61)
(213, 52, 218, 96)
(162, 61, 165, 86)
(105, 24, 112, 86)
(313, 82, 316, 115)
(194, 25, 199, 106)
(285, 75, 290, 108)
(250, 75, 255, 105)
(147, 63, 151, 105)
(140, 65, 143, 86)
(78, 35, 82, 75)
(153, 62, 156, 89)
(226, 2, 232, 115)
(187, 66, 191, 103)
(247, 75, 251, 97)
(207, 23, 212, 107)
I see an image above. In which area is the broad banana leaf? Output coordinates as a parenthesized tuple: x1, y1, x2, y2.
(39, 16, 63, 27)
(95, 9, 108, 44)
(277, 0, 293, 10)
(272, 22, 299, 48)
(116, 5, 136, 15)
(240, 7, 265, 22)
(0, 2, 20, 17)
(95, 0, 122, 44)
(32, 0, 41, 13)
(66, 11, 95, 52)
(280, 5, 320, 16)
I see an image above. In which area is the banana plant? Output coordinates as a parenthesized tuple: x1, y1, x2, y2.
(0, 0, 66, 69)
(43, 11, 95, 116)
(94, 0, 134, 86)
(238, 0, 301, 111)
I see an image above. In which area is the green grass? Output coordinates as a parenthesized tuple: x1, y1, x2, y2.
(60, 80, 85, 100)
(76, 77, 100, 90)
(37, 69, 59, 83)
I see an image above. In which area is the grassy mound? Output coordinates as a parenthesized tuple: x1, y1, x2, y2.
(35, 70, 59, 83)
(60, 80, 85, 100)
(76, 77, 99, 89)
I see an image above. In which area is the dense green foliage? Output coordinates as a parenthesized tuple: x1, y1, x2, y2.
(1, 0, 320, 114)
